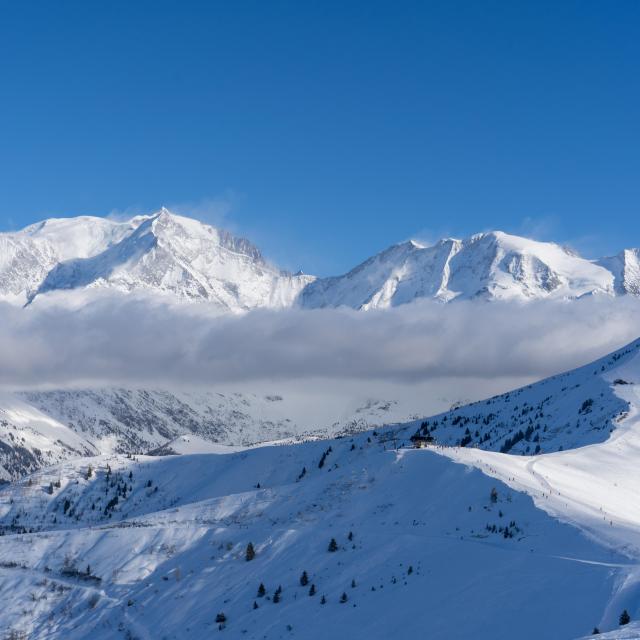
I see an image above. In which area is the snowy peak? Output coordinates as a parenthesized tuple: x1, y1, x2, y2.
(11, 208, 313, 311)
(597, 248, 640, 296)
(301, 230, 628, 309)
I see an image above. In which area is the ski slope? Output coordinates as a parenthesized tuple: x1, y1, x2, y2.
(0, 438, 625, 639)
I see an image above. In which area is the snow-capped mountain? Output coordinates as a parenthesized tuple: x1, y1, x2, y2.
(4, 337, 640, 637)
(1, 210, 638, 310)
(1, 209, 312, 311)
(300, 231, 636, 309)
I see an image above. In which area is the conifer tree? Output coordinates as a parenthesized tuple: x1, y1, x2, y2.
(273, 590, 281, 604)
(309, 584, 316, 596)
(328, 538, 338, 552)
(320, 595, 326, 604)
(620, 610, 631, 625)
(340, 592, 348, 603)
(253, 601, 259, 610)
(300, 570, 309, 586)
(257, 582, 266, 597)
(246, 542, 256, 561)
(215, 612, 226, 623)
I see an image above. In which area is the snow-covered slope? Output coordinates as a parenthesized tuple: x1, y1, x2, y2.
(402, 339, 640, 455)
(17, 387, 417, 456)
(1, 211, 639, 310)
(300, 231, 632, 309)
(0, 392, 96, 481)
(0, 437, 626, 639)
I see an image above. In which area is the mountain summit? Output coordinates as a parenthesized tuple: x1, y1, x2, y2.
(0, 212, 638, 309)
(300, 230, 633, 309)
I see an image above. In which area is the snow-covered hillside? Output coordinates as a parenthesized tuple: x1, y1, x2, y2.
(300, 231, 638, 309)
(18, 387, 414, 455)
(1, 210, 639, 310)
(0, 436, 625, 639)
(402, 339, 640, 455)
(0, 392, 97, 481)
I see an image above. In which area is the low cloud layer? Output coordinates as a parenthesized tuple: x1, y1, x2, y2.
(1, 295, 639, 393)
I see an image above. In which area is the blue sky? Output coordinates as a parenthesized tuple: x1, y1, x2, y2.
(0, 1, 638, 275)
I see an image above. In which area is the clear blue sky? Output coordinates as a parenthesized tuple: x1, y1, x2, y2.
(1, 1, 638, 275)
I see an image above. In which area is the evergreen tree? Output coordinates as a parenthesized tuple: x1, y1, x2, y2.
(215, 612, 226, 623)
(253, 601, 259, 610)
(340, 592, 348, 603)
(490, 487, 498, 503)
(328, 538, 338, 552)
(407, 566, 413, 575)
(351, 579, 356, 588)
(347, 531, 353, 541)
(320, 595, 326, 605)
(257, 582, 266, 597)
(273, 590, 281, 604)
(592, 628, 600, 635)
(309, 584, 316, 596)
(300, 570, 309, 586)
(246, 542, 256, 561)
(620, 610, 631, 625)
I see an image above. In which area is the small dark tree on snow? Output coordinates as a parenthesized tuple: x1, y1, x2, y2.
(320, 595, 326, 604)
(347, 531, 353, 541)
(86, 465, 93, 480)
(407, 565, 413, 575)
(47, 483, 54, 495)
(328, 538, 338, 552)
(215, 612, 226, 623)
(340, 592, 348, 603)
(620, 609, 631, 625)
(253, 601, 259, 610)
(309, 584, 316, 596)
(490, 487, 498, 503)
(257, 583, 266, 597)
(245, 542, 256, 561)
(351, 579, 356, 588)
(592, 628, 600, 635)
(273, 590, 281, 604)
(300, 570, 309, 586)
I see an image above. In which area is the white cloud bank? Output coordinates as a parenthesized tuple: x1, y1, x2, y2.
(0, 295, 638, 395)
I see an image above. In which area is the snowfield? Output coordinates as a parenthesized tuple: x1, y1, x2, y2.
(0, 441, 626, 639)
(3, 338, 640, 637)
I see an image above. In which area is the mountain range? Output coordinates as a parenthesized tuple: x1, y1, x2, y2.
(1, 208, 639, 310)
